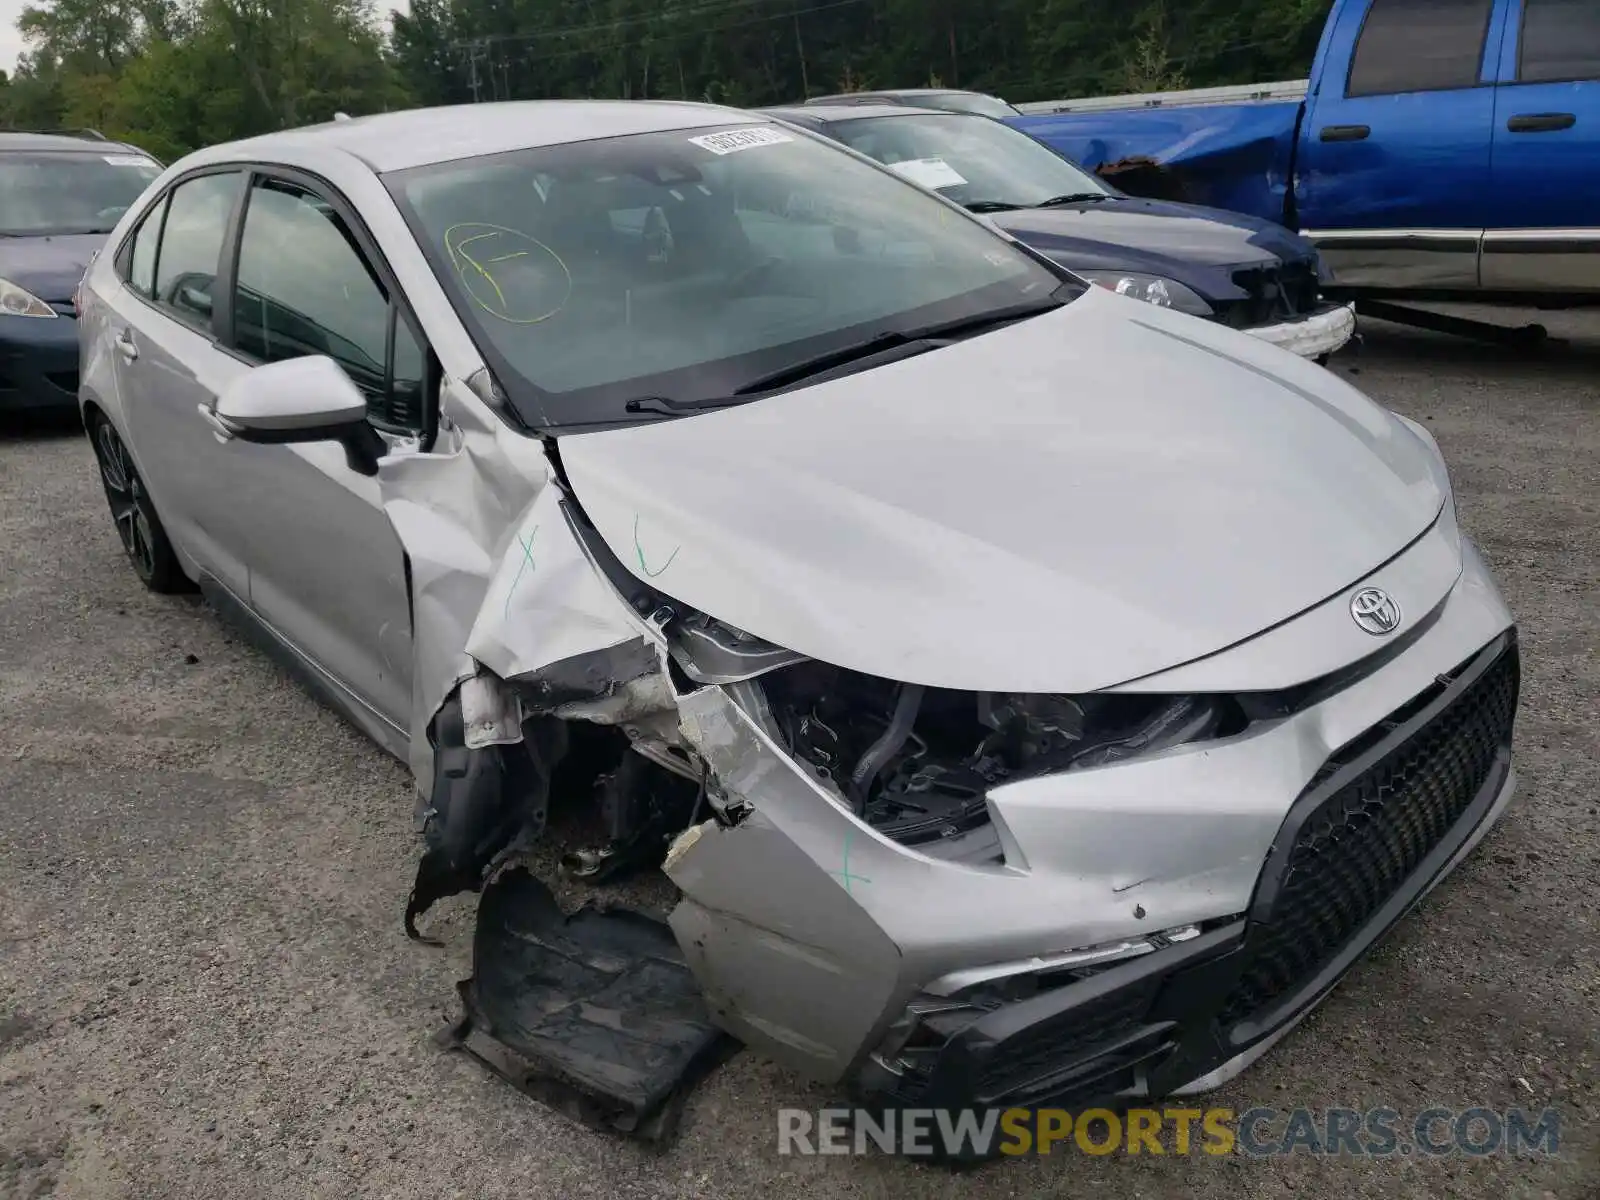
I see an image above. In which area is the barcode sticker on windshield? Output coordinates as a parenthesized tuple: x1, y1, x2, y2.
(104, 155, 155, 167)
(888, 158, 968, 190)
(687, 127, 794, 155)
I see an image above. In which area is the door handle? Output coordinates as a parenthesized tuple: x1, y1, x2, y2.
(1319, 124, 1370, 142)
(114, 329, 138, 362)
(1507, 112, 1576, 133)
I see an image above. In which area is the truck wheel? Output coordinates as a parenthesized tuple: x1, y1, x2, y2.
(88, 413, 189, 594)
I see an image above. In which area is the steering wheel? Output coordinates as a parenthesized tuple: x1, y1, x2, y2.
(95, 205, 129, 223)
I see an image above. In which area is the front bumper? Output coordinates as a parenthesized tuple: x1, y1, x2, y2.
(1242, 301, 1357, 359)
(0, 314, 80, 412)
(663, 531, 1519, 1096)
(853, 632, 1519, 1116)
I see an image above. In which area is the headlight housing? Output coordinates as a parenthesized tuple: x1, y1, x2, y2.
(1078, 270, 1213, 317)
(0, 278, 59, 319)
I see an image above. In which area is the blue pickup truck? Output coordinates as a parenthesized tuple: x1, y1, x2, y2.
(1011, 0, 1600, 307)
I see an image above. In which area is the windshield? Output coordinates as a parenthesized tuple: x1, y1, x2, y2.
(827, 112, 1112, 210)
(388, 122, 1071, 428)
(0, 150, 162, 236)
(915, 93, 1020, 119)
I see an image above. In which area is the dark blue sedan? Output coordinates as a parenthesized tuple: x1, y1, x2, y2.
(0, 130, 162, 414)
(758, 104, 1355, 361)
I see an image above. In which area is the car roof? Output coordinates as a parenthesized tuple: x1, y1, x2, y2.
(809, 88, 945, 99)
(0, 131, 149, 155)
(805, 88, 994, 102)
(762, 103, 950, 124)
(180, 100, 771, 175)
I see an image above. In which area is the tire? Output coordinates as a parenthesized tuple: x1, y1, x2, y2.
(88, 413, 189, 594)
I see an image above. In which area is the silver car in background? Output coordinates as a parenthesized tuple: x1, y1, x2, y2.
(77, 100, 1520, 1143)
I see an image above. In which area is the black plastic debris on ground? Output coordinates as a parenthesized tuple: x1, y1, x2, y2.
(436, 865, 739, 1146)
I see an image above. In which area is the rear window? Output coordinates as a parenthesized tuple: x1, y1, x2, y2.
(918, 93, 1020, 119)
(1519, 0, 1600, 83)
(0, 150, 162, 236)
(1346, 0, 1494, 97)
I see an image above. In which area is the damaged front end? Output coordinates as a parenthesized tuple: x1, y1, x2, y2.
(387, 382, 1517, 1151)
(397, 466, 1270, 1137)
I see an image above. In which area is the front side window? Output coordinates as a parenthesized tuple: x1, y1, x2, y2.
(232, 177, 425, 430)
(827, 112, 1110, 210)
(152, 171, 243, 329)
(388, 122, 1070, 428)
(0, 150, 162, 237)
(1346, 0, 1494, 97)
(1519, 0, 1600, 83)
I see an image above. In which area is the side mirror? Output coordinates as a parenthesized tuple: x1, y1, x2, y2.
(205, 355, 386, 476)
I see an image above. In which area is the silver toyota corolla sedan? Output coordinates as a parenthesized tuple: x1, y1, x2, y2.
(77, 100, 1520, 1139)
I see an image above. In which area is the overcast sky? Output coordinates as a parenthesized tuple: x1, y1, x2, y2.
(1, 1, 411, 74)
(1, 0, 25, 71)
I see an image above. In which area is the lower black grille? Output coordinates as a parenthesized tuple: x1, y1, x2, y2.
(1222, 258, 1322, 328)
(1218, 642, 1520, 1029)
(977, 978, 1162, 1100)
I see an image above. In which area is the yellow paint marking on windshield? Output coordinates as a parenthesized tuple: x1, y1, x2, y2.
(444, 222, 572, 325)
(449, 228, 510, 310)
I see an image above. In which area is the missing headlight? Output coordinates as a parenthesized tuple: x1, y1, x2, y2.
(757, 663, 1250, 849)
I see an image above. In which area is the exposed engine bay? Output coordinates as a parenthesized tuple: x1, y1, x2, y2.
(408, 634, 1252, 922)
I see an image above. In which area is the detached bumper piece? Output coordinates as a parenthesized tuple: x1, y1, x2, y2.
(439, 867, 739, 1145)
(858, 633, 1519, 1156)
(1244, 302, 1357, 359)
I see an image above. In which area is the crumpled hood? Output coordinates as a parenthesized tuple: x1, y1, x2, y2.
(0, 233, 104, 304)
(558, 287, 1446, 693)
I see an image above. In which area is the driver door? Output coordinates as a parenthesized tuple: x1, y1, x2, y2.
(203, 172, 425, 743)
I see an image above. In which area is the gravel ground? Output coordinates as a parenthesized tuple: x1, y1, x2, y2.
(1, 307, 1595, 1199)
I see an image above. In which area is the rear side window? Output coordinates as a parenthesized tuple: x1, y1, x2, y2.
(1346, 0, 1495, 96)
(232, 176, 426, 431)
(1519, 0, 1600, 83)
(152, 171, 243, 329)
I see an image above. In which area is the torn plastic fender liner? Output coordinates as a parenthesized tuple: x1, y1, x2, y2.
(404, 637, 669, 938)
(405, 689, 568, 942)
(390, 398, 685, 934)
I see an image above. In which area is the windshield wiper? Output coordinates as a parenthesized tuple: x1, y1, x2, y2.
(729, 297, 1066, 398)
(964, 200, 1026, 213)
(1033, 193, 1112, 208)
(896, 296, 1067, 341)
(729, 330, 930, 397)
(622, 395, 749, 418)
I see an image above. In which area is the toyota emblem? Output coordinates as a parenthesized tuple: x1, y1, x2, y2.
(1350, 587, 1402, 636)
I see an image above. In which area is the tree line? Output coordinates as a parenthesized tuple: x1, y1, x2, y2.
(0, 0, 1333, 161)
